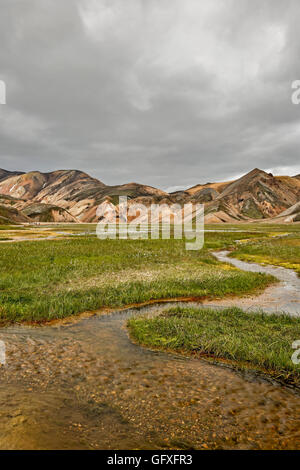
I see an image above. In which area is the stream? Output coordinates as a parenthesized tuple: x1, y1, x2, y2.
(0, 252, 299, 450)
(208, 251, 300, 316)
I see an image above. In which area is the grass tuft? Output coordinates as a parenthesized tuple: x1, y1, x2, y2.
(128, 306, 300, 386)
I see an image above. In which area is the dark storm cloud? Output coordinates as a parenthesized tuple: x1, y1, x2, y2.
(0, 0, 300, 189)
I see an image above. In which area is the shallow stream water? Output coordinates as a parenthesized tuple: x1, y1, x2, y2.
(209, 251, 300, 316)
(0, 252, 299, 450)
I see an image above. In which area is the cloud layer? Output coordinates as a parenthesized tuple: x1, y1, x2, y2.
(0, 0, 300, 189)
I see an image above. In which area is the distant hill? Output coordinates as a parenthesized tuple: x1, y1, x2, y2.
(202, 169, 300, 222)
(267, 201, 300, 223)
(0, 168, 299, 224)
(0, 169, 168, 223)
(0, 194, 30, 224)
(0, 169, 24, 183)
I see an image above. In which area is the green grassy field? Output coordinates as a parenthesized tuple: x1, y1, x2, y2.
(232, 233, 300, 275)
(128, 306, 300, 386)
(0, 229, 277, 324)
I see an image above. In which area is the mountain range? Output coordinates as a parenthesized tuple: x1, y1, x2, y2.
(0, 168, 299, 224)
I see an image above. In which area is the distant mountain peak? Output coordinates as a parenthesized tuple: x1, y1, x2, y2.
(241, 168, 271, 178)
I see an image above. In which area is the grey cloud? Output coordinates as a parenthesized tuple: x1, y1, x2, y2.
(0, 0, 300, 189)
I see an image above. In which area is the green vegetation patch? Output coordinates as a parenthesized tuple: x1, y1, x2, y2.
(128, 306, 300, 386)
(0, 233, 275, 324)
(232, 234, 300, 275)
(241, 198, 264, 219)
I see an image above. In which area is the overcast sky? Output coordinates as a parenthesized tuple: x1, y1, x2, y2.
(0, 0, 300, 190)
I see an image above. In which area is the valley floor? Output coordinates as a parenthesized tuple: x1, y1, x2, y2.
(0, 223, 288, 324)
(0, 223, 299, 449)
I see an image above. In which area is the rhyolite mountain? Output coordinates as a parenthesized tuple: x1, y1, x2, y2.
(268, 201, 300, 223)
(0, 169, 168, 223)
(0, 168, 299, 224)
(203, 168, 300, 223)
(0, 169, 24, 183)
